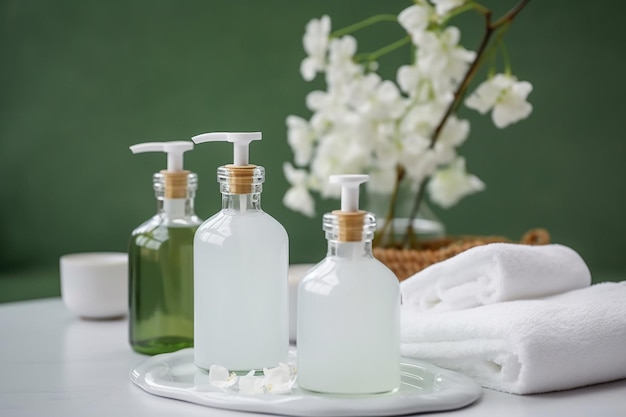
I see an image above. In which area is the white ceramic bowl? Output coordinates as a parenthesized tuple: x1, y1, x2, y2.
(60, 252, 128, 319)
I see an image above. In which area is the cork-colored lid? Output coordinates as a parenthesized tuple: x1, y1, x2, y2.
(225, 164, 256, 195)
(161, 170, 190, 199)
(332, 210, 367, 242)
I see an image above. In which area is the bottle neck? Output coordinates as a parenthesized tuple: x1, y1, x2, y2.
(156, 193, 197, 219)
(152, 171, 198, 219)
(217, 164, 264, 213)
(327, 239, 373, 260)
(222, 192, 261, 212)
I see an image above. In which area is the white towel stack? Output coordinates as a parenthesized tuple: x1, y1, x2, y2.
(399, 243, 626, 394)
(401, 243, 591, 312)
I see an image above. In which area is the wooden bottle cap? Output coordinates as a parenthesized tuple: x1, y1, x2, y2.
(226, 164, 256, 194)
(332, 210, 366, 242)
(161, 170, 190, 199)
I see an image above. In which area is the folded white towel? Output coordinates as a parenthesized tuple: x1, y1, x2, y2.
(401, 282, 626, 394)
(401, 243, 591, 312)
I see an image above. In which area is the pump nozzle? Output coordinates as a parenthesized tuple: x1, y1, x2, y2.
(329, 174, 369, 212)
(129, 141, 194, 172)
(191, 132, 261, 166)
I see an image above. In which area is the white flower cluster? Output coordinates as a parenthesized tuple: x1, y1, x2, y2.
(284, 0, 533, 217)
(208, 363, 296, 395)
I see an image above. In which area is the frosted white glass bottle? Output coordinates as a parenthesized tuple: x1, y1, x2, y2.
(297, 174, 400, 394)
(192, 132, 289, 372)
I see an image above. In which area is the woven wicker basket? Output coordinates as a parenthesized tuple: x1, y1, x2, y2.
(373, 228, 551, 281)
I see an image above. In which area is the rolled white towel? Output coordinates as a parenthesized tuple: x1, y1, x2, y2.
(401, 243, 591, 312)
(401, 282, 626, 394)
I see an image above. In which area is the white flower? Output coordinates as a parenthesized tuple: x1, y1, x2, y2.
(397, 63, 455, 103)
(349, 72, 380, 103)
(427, 157, 485, 208)
(286, 115, 315, 166)
(368, 168, 397, 193)
(305, 83, 354, 126)
(209, 363, 296, 395)
(262, 363, 296, 394)
(283, 162, 316, 217)
(398, 4, 432, 45)
(401, 148, 439, 185)
(238, 371, 265, 395)
(372, 132, 401, 169)
(300, 15, 331, 81)
(429, 116, 469, 167)
(326, 36, 361, 86)
(328, 36, 357, 64)
(431, 0, 467, 16)
(437, 115, 470, 148)
(306, 89, 340, 116)
(308, 124, 372, 198)
(417, 27, 476, 83)
(465, 73, 533, 128)
(397, 64, 422, 96)
(283, 186, 316, 218)
(351, 74, 406, 121)
(400, 100, 447, 139)
(311, 129, 371, 198)
(208, 365, 238, 389)
(370, 80, 406, 120)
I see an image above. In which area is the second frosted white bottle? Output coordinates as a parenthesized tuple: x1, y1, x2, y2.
(192, 132, 289, 372)
(297, 174, 401, 394)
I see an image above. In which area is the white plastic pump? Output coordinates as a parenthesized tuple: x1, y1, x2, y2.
(129, 141, 194, 172)
(329, 174, 369, 212)
(130, 140, 194, 218)
(191, 132, 261, 166)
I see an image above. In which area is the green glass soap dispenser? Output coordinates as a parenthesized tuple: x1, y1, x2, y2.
(128, 141, 202, 355)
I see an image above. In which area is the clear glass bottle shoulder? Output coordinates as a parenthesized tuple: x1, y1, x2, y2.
(195, 209, 287, 245)
(133, 213, 202, 233)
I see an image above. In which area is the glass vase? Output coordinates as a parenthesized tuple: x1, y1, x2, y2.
(365, 184, 445, 249)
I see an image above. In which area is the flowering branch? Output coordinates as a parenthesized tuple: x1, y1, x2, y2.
(402, 0, 530, 247)
(431, 0, 530, 149)
(284, 1, 534, 249)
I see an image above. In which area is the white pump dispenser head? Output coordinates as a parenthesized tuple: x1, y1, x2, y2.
(130, 140, 195, 218)
(129, 141, 194, 172)
(191, 132, 261, 166)
(329, 174, 369, 212)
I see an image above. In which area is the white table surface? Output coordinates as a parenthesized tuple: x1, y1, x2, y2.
(1, 298, 625, 417)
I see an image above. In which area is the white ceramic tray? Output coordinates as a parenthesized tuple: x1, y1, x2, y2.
(130, 347, 481, 416)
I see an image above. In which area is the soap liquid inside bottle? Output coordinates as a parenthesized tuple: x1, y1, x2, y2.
(129, 222, 198, 355)
(297, 242, 401, 394)
(194, 210, 289, 372)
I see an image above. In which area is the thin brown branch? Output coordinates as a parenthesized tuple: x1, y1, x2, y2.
(492, 0, 531, 28)
(430, 0, 531, 150)
(373, 165, 405, 248)
(401, 180, 426, 248)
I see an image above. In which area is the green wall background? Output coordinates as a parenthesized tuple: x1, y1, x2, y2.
(1, 0, 625, 301)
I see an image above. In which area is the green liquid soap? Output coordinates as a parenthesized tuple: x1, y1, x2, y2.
(128, 142, 201, 356)
(129, 223, 198, 355)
